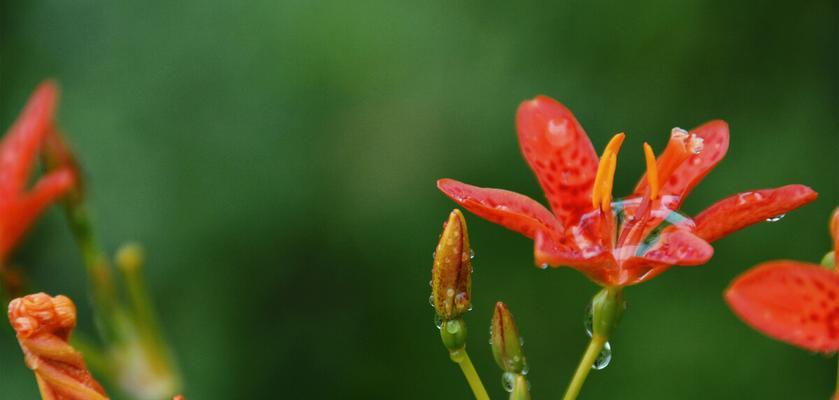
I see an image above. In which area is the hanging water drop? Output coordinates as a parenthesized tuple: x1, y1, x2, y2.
(428, 294, 435, 308)
(434, 314, 443, 329)
(539, 263, 549, 270)
(501, 372, 516, 392)
(519, 336, 525, 346)
(583, 303, 593, 337)
(591, 341, 612, 370)
(765, 214, 785, 222)
(470, 248, 475, 259)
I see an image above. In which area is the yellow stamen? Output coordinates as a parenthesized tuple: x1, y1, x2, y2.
(643, 143, 659, 200)
(592, 133, 625, 211)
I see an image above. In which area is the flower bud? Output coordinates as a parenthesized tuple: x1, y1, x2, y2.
(490, 302, 527, 374)
(431, 209, 472, 321)
(590, 287, 625, 338)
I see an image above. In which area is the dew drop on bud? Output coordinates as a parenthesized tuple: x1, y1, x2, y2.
(539, 263, 549, 270)
(434, 314, 443, 329)
(592, 341, 612, 370)
(583, 303, 593, 337)
(428, 294, 435, 308)
(519, 336, 525, 346)
(470, 248, 475, 259)
(765, 214, 785, 222)
(501, 372, 516, 392)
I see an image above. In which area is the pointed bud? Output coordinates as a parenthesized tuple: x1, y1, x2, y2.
(431, 209, 472, 321)
(590, 287, 625, 338)
(490, 302, 527, 374)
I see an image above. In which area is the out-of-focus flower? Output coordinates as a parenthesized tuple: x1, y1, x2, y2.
(431, 209, 473, 321)
(0, 81, 76, 262)
(8, 292, 109, 400)
(725, 208, 839, 353)
(438, 95, 816, 287)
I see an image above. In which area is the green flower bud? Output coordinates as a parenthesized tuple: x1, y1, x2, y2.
(591, 287, 625, 338)
(821, 251, 835, 270)
(431, 209, 472, 321)
(490, 302, 527, 374)
(440, 319, 468, 353)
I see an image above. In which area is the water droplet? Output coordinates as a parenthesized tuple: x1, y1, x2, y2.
(501, 372, 516, 392)
(583, 303, 593, 337)
(539, 263, 549, 270)
(446, 321, 461, 335)
(432, 251, 436, 260)
(519, 336, 525, 346)
(766, 214, 785, 222)
(470, 248, 475, 259)
(449, 348, 465, 362)
(592, 341, 612, 370)
(428, 294, 435, 308)
(434, 314, 442, 329)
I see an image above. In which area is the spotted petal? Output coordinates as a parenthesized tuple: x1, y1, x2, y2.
(725, 260, 839, 352)
(693, 185, 818, 243)
(535, 231, 616, 285)
(635, 120, 729, 207)
(629, 227, 713, 266)
(437, 178, 563, 241)
(516, 96, 599, 225)
(0, 81, 58, 197)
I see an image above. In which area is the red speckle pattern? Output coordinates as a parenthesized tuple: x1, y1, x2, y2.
(437, 178, 562, 241)
(726, 261, 839, 352)
(437, 94, 817, 287)
(694, 185, 818, 243)
(515, 96, 598, 226)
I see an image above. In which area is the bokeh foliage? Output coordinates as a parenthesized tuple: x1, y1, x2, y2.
(1, 0, 836, 398)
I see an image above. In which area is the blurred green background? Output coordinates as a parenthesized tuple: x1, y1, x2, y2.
(1, 1, 837, 399)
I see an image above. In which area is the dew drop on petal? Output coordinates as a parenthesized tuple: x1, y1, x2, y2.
(765, 214, 785, 222)
(539, 263, 549, 270)
(501, 372, 516, 392)
(470, 248, 475, 259)
(592, 341, 612, 370)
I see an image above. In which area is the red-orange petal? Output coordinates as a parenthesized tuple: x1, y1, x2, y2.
(628, 228, 713, 266)
(0, 81, 59, 197)
(693, 185, 818, 243)
(437, 178, 563, 239)
(725, 260, 839, 352)
(535, 231, 616, 285)
(635, 120, 729, 207)
(516, 96, 599, 225)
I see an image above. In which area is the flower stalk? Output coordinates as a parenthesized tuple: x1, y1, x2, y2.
(431, 210, 489, 400)
(563, 287, 624, 400)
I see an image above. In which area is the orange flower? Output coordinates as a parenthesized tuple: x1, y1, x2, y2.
(725, 208, 839, 353)
(8, 292, 109, 400)
(0, 81, 76, 262)
(438, 95, 817, 286)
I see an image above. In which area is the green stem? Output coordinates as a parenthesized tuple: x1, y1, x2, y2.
(510, 374, 530, 400)
(61, 201, 123, 344)
(562, 334, 607, 400)
(118, 247, 180, 384)
(834, 355, 838, 399)
(454, 349, 490, 400)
